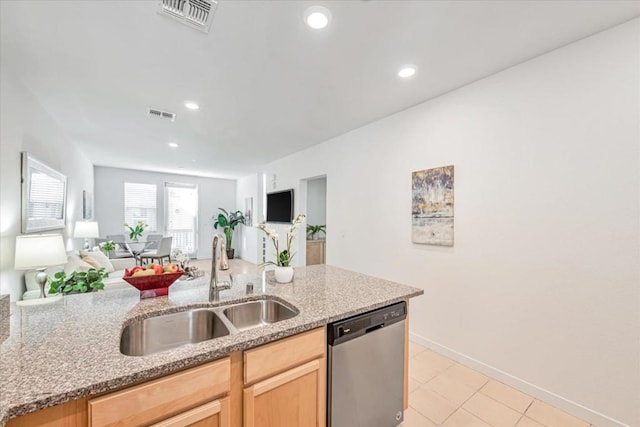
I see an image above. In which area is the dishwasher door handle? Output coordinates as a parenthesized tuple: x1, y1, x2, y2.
(365, 324, 384, 334)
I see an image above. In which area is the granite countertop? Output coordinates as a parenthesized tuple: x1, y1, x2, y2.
(0, 265, 423, 425)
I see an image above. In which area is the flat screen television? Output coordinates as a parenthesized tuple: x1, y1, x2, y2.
(266, 189, 294, 223)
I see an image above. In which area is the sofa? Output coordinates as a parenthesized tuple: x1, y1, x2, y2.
(22, 250, 136, 300)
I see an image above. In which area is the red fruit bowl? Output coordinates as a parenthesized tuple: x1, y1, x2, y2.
(122, 269, 184, 299)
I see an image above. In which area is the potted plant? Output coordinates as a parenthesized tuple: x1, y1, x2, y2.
(258, 214, 305, 283)
(213, 208, 245, 259)
(48, 268, 109, 295)
(124, 221, 147, 241)
(306, 224, 326, 240)
(98, 240, 116, 256)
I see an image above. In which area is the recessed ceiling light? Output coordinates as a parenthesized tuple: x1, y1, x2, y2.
(168, 142, 179, 148)
(184, 101, 199, 110)
(398, 65, 417, 78)
(304, 6, 331, 30)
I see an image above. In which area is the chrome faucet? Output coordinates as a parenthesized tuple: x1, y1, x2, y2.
(210, 234, 232, 301)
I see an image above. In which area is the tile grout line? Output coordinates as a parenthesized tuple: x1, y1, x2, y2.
(438, 389, 480, 426)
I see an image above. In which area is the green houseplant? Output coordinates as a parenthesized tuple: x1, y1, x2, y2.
(306, 224, 326, 240)
(213, 208, 245, 259)
(99, 240, 116, 255)
(48, 268, 109, 295)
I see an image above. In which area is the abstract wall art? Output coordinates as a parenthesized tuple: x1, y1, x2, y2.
(412, 165, 454, 246)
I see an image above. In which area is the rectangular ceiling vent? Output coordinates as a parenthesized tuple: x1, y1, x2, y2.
(159, 0, 218, 33)
(148, 108, 176, 122)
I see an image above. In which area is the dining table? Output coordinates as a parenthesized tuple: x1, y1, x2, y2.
(121, 241, 153, 266)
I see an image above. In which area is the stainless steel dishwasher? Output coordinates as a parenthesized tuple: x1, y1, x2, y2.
(327, 301, 407, 427)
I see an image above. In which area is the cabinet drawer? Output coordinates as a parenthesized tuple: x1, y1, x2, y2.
(150, 397, 230, 427)
(89, 358, 230, 427)
(244, 328, 325, 385)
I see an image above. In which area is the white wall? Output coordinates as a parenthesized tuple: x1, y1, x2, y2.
(306, 177, 327, 227)
(262, 20, 640, 427)
(94, 166, 236, 259)
(234, 173, 261, 264)
(0, 67, 95, 301)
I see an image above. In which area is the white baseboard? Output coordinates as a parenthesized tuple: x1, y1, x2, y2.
(409, 332, 630, 427)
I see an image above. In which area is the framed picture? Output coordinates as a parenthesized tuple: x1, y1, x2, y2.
(244, 197, 253, 227)
(21, 152, 67, 233)
(83, 190, 93, 220)
(412, 165, 454, 246)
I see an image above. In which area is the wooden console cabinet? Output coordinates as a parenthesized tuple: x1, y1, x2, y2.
(306, 240, 325, 265)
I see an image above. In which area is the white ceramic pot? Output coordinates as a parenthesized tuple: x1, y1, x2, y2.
(274, 266, 294, 283)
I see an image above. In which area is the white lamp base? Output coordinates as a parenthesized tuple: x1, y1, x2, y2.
(16, 295, 63, 306)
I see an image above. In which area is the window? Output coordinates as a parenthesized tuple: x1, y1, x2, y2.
(124, 183, 157, 231)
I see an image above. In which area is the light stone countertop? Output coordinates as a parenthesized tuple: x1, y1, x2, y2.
(0, 265, 423, 425)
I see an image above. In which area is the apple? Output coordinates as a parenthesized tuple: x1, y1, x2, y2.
(148, 264, 164, 275)
(163, 263, 179, 273)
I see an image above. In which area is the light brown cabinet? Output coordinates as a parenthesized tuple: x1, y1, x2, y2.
(7, 328, 326, 427)
(243, 328, 326, 427)
(88, 358, 231, 427)
(150, 398, 230, 427)
(306, 240, 325, 265)
(244, 360, 323, 427)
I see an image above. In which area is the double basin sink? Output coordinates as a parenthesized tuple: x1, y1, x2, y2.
(120, 298, 298, 356)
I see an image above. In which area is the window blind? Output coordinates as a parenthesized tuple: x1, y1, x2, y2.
(28, 171, 65, 220)
(124, 183, 157, 231)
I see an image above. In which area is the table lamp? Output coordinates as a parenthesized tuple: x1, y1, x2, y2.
(14, 234, 67, 299)
(74, 221, 99, 250)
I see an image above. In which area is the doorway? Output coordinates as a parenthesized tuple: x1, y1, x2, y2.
(165, 182, 198, 257)
(305, 176, 326, 265)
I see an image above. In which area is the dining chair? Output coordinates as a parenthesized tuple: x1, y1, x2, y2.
(146, 234, 163, 250)
(140, 236, 173, 265)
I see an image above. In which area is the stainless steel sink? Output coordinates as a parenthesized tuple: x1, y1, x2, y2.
(120, 298, 299, 356)
(222, 299, 298, 331)
(120, 309, 230, 356)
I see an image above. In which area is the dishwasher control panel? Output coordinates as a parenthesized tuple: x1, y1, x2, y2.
(328, 301, 407, 345)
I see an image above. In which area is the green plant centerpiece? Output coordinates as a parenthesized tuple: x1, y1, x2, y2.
(48, 268, 109, 295)
(124, 221, 147, 241)
(213, 208, 245, 259)
(99, 240, 116, 255)
(306, 224, 326, 240)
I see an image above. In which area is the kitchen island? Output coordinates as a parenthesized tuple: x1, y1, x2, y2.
(0, 265, 422, 426)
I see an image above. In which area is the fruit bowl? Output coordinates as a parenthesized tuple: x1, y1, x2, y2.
(122, 269, 184, 299)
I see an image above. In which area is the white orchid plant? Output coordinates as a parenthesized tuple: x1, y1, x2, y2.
(258, 213, 306, 267)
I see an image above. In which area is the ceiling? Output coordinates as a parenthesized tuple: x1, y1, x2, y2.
(1, 1, 639, 179)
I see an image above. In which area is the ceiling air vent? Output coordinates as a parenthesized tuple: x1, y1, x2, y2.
(148, 108, 176, 122)
(159, 0, 218, 33)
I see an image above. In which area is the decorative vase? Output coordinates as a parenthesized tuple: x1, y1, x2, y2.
(274, 266, 294, 284)
(226, 248, 235, 259)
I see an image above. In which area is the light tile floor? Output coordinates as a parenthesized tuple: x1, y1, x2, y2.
(402, 342, 594, 427)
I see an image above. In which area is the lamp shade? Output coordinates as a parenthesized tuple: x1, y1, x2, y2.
(73, 221, 100, 238)
(14, 234, 67, 270)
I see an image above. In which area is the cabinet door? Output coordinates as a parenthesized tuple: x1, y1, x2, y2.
(306, 241, 324, 265)
(150, 397, 230, 427)
(244, 359, 325, 427)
